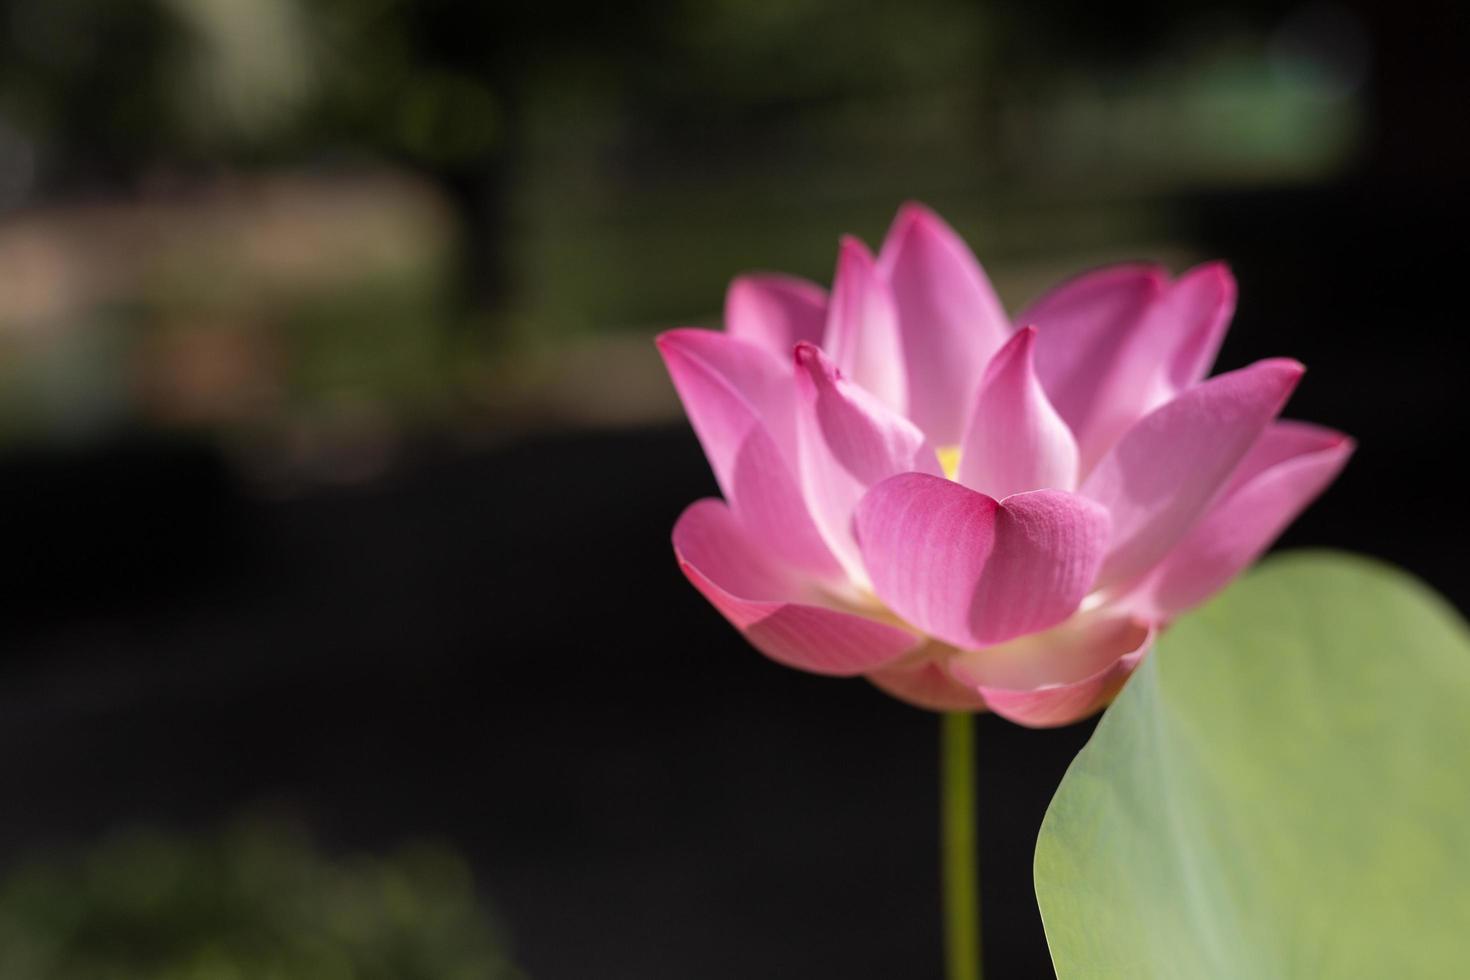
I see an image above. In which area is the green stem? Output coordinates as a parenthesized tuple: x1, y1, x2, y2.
(941, 711, 982, 980)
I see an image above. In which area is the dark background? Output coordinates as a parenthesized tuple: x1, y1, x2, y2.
(0, 0, 1466, 976)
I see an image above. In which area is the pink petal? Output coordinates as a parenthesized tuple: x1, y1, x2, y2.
(794, 343, 941, 583)
(866, 644, 989, 712)
(1082, 358, 1304, 593)
(956, 326, 1079, 499)
(1023, 263, 1164, 463)
(1127, 421, 1354, 617)
(822, 236, 908, 414)
(877, 202, 1011, 444)
(950, 613, 1154, 728)
(724, 273, 827, 358)
(1025, 262, 1238, 470)
(657, 327, 795, 455)
(674, 499, 921, 675)
(1156, 261, 1236, 392)
(853, 473, 1109, 649)
(657, 330, 842, 581)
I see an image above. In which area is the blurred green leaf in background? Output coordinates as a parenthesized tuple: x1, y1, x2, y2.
(0, 818, 525, 980)
(1036, 552, 1470, 978)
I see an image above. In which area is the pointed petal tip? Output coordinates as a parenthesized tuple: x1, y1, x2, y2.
(1277, 419, 1354, 453)
(654, 328, 708, 372)
(1305, 426, 1355, 456)
(1201, 258, 1234, 281)
(1229, 357, 1306, 399)
(1182, 258, 1233, 283)
(836, 234, 875, 263)
(1177, 259, 1238, 318)
(896, 198, 938, 221)
(882, 200, 971, 261)
(995, 323, 1039, 360)
(1311, 429, 1358, 462)
(1262, 356, 1307, 384)
(891, 199, 941, 235)
(655, 326, 703, 353)
(976, 327, 1040, 390)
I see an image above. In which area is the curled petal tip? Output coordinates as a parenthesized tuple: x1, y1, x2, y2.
(792, 340, 822, 368)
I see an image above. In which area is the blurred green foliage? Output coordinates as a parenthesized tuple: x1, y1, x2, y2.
(0, 819, 524, 979)
(0, 0, 1367, 464)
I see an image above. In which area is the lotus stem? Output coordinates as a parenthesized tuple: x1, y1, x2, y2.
(941, 710, 982, 980)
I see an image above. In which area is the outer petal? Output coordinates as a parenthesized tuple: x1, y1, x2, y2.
(657, 330, 842, 581)
(1025, 262, 1236, 470)
(866, 643, 989, 712)
(1082, 358, 1304, 593)
(822, 237, 907, 414)
(674, 499, 922, 675)
(658, 328, 795, 456)
(794, 343, 942, 584)
(724, 273, 827, 357)
(877, 202, 1011, 444)
(956, 326, 1079, 499)
(1127, 421, 1354, 618)
(950, 613, 1154, 728)
(853, 473, 1109, 650)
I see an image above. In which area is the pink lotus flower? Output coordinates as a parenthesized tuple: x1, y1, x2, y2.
(658, 203, 1352, 727)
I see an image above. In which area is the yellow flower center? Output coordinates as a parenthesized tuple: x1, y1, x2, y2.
(937, 445, 961, 481)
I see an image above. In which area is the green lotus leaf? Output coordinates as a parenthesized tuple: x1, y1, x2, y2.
(1036, 551, 1470, 979)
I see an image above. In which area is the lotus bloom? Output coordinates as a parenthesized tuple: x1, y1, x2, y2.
(658, 203, 1351, 727)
